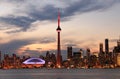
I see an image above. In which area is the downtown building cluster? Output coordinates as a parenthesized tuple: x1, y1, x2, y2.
(64, 38, 120, 68)
(0, 38, 120, 69)
(0, 51, 57, 69)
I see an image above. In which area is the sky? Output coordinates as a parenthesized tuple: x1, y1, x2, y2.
(0, 0, 120, 58)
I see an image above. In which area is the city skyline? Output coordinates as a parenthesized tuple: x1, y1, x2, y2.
(0, 0, 120, 57)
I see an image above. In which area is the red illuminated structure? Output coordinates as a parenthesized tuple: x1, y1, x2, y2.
(56, 9, 62, 68)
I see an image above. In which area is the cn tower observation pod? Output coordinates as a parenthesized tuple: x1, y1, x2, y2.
(23, 58, 45, 65)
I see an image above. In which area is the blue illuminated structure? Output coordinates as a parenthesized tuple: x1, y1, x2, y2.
(23, 58, 45, 64)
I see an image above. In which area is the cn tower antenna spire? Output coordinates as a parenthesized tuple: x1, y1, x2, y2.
(56, 8, 61, 31)
(58, 8, 60, 27)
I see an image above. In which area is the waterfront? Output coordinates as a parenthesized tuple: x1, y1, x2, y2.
(0, 69, 120, 79)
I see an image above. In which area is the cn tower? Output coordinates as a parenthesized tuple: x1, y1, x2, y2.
(56, 9, 62, 68)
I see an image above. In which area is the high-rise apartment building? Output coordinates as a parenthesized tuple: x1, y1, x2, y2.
(105, 39, 109, 53)
(0, 51, 1, 66)
(67, 46, 72, 59)
(100, 43, 103, 53)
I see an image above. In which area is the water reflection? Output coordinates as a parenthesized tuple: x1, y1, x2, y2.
(0, 69, 120, 79)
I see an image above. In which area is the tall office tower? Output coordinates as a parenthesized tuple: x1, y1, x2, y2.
(0, 51, 1, 65)
(99, 43, 103, 53)
(113, 37, 120, 66)
(56, 9, 62, 68)
(117, 37, 120, 47)
(67, 46, 72, 60)
(86, 48, 90, 58)
(105, 39, 109, 53)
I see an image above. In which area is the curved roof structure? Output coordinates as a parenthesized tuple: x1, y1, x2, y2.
(23, 58, 45, 64)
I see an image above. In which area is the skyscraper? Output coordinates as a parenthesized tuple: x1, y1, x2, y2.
(113, 37, 120, 66)
(56, 9, 62, 68)
(99, 43, 103, 53)
(0, 51, 1, 66)
(105, 39, 109, 53)
(67, 46, 72, 60)
(117, 37, 120, 47)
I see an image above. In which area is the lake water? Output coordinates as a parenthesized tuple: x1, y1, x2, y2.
(0, 68, 120, 79)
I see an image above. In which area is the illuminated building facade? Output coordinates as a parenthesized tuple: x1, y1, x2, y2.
(113, 37, 120, 66)
(116, 53, 120, 66)
(99, 43, 106, 67)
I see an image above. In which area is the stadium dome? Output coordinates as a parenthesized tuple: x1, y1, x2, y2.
(23, 58, 45, 64)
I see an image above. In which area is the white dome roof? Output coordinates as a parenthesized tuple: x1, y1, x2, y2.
(23, 58, 45, 64)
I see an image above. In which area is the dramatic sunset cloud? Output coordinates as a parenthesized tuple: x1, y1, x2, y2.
(0, 0, 120, 58)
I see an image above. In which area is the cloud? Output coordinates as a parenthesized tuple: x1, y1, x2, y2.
(39, 37, 56, 44)
(63, 41, 77, 47)
(21, 48, 41, 57)
(0, 36, 56, 54)
(0, 16, 35, 31)
(109, 39, 118, 42)
(0, 0, 120, 32)
(0, 39, 34, 53)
